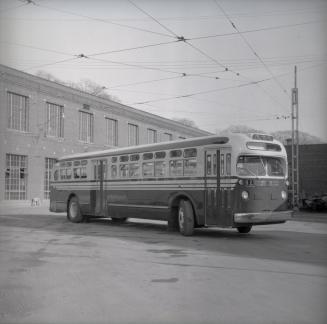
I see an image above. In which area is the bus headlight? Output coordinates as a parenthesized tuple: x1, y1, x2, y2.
(241, 191, 249, 200)
(281, 190, 287, 200)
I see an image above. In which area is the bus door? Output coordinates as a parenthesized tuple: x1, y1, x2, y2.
(205, 150, 220, 225)
(91, 159, 107, 216)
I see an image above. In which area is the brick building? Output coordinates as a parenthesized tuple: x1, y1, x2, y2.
(0, 64, 209, 205)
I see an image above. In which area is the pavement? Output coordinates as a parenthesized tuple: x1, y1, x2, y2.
(0, 204, 326, 324)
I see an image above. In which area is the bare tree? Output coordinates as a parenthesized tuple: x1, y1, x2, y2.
(36, 70, 120, 102)
(172, 117, 198, 128)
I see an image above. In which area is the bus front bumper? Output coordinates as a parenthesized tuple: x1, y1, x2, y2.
(234, 210, 293, 224)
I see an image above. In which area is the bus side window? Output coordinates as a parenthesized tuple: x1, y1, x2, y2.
(60, 169, 66, 180)
(184, 159, 197, 176)
(169, 160, 183, 176)
(129, 163, 140, 178)
(54, 170, 58, 181)
(154, 161, 166, 177)
(220, 154, 224, 175)
(111, 165, 117, 178)
(66, 168, 72, 179)
(119, 164, 129, 178)
(213, 154, 217, 175)
(206, 155, 211, 175)
(226, 153, 231, 175)
(74, 168, 80, 179)
(143, 162, 154, 177)
(81, 167, 87, 179)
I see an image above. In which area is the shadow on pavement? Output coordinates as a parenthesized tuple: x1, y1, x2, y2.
(1, 212, 326, 267)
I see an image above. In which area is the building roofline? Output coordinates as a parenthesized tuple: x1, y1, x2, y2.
(0, 64, 210, 136)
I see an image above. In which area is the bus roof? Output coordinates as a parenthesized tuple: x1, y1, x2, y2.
(58, 135, 229, 161)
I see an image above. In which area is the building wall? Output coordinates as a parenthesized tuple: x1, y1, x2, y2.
(0, 64, 210, 204)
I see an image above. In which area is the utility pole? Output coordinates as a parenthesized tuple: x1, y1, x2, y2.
(291, 66, 299, 209)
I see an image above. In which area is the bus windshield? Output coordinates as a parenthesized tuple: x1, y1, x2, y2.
(237, 156, 285, 177)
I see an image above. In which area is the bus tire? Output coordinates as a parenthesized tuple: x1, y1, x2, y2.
(67, 196, 84, 223)
(111, 217, 128, 223)
(178, 199, 194, 236)
(237, 226, 252, 234)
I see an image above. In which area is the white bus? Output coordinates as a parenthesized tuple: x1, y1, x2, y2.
(50, 133, 292, 235)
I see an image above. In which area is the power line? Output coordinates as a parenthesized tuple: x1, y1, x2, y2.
(22, 57, 81, 71)
(190, 19, 326, 41)
(0, 40, 74, 56)
(109, 76, 185, 89)
(213, 0, 290, 99)
(128, 0, 179, 38)
(0, 2, 28, 14)
(34, 2, 176, 39)
(132, 78, 272, 105)
(88, 40, 178, 57)
(88, 56, 184, 75)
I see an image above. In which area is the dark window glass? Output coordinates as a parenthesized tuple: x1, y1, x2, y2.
(130, 154, 140, 161)
(170, 150, 182, 158)
(143, 152, 153, 160)
(155, 151, 166, 159)
(111, 157, 117, 163)
(120, 155, 129, 162)
(184, 148, 197, 158)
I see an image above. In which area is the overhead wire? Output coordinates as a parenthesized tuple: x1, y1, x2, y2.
(88, 56, 184, 75)
(127, 0, 180, 38)
(33, 2, 176, 39)
(0, 2, 28, 14)
(22, 57, 83, 71)
(189, 19, 327, 41)
(213, 0, 290, 99)
(125, 0, 289, 112)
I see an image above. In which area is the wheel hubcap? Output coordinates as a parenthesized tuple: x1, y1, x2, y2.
(70, 202, 78, 219)
(178, 208, 184, 229)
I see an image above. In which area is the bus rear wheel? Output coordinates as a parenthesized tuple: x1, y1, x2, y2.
(67, 197, 84, 223)
(237, 226, 252, 234)
(178, 200, 194, 236)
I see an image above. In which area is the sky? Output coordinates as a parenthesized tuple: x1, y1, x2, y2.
(1, 0, 327, 141)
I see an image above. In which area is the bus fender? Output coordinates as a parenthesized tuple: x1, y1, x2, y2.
(168, 192, 199, 225)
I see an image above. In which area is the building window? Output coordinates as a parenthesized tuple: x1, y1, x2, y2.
(79, 111, 94, 143)
(106, 118, 118, 146)
(128, 123, 139, 146)
(5, 154, 28, 200)
(162, 132, 173, 142)
(46, 102, 64, 138)
(7, 92, 29, 132)
(147, 128, 157, 144)
(44, 158, 56, 199)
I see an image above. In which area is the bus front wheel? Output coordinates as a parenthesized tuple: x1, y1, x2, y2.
(178, 200, 194, 236)
(237, 226, 252, 234)
(67, 197, 84, 223)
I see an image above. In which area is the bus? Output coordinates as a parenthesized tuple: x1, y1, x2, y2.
(50, 133, 293, 235)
